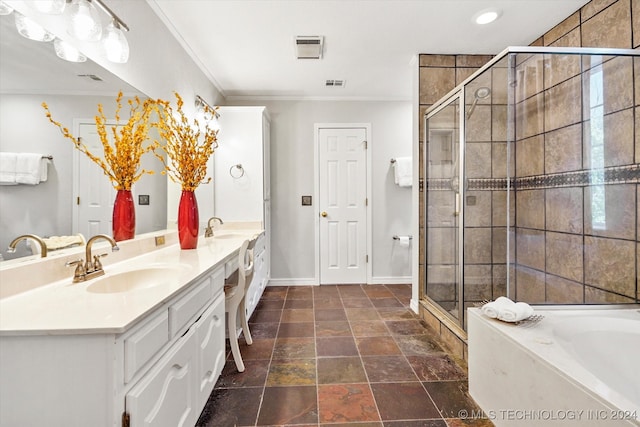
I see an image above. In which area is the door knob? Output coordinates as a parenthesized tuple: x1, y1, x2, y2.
(321, 211, 328, 217)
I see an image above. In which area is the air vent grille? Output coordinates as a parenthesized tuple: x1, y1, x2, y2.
(325, 79, 345, 87)
(295, 36, 323, 59)
(77, 74, 103, 81)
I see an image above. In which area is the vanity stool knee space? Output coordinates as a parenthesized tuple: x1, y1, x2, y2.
(225, 237, 257, 372)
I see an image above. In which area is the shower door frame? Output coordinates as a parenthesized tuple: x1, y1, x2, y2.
(421, 46, 640, 331)
(423, 89, 466, 324)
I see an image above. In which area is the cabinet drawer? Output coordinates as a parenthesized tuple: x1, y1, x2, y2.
(224, 257, 238, 278)
(169, 276, 213, 338)
(195, 293, 225, 409)
(124, 310, 169, 383)
(126, 326, 198, 427)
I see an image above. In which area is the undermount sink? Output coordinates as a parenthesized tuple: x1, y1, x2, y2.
(86, 264, 191, 294)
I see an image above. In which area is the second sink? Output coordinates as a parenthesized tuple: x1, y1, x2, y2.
(86, 264, 191, 294)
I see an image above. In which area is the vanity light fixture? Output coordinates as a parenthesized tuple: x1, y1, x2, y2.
(0, 1, 14, 15)
(66, 0, 102, 41)
(102, 20, 129, 63)
(473, 8, 502, 25)
(195, 95, 221, 121)
(14, 12, 55, 42)
(32, 0, 66, 15)
(54, 38, 87, 62)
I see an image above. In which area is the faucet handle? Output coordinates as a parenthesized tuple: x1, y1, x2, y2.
(93, 253, 108, 270)
(66, 259, 85, 282)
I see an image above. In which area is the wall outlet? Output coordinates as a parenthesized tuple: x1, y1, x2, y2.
(155, 235, 165, 246)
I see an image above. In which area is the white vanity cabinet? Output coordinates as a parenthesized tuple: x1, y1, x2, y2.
(125, 292, 225, 427)
(214, 106, 271, 320)
(0, 264, 227, 427)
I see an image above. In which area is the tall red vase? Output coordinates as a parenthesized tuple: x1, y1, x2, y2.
(113, 189, 135, 241)
(178, 190, 199, 249)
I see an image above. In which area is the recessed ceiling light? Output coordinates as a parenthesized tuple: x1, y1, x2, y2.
(473, 8, 501, 25)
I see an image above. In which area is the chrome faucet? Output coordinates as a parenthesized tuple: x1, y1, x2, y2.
(8, 234, 47, 258)
(66, 234, 119, 283)
(204, 217, 224, 238)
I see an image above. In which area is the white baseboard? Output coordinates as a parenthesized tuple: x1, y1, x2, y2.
(268, 277, 411, 286)
(369, 276, 412, 285)
(268, 278, 318, 286)
(410, 298, 419, 313)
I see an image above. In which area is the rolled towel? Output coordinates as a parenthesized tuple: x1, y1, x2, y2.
(481, 296, 515, 319)
(497, 301, 534, 323)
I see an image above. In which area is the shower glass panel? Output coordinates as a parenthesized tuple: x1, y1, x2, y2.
(425, 94, 462, 321)
(423, 47, 639, 331)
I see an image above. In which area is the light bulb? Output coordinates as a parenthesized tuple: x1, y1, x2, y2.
(54, 38, 87, 62)
(0, 1, 14, 15)
(66, 0, 102, 42)
(33, 0, 66, 15)
(102, 21, 129, 63)
(14, 12, 55, 42)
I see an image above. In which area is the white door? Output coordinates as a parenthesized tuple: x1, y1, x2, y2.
(318, 127, 367, 284)
(75, 123, 117, 237)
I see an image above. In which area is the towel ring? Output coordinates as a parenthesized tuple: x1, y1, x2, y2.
(229, 164, 245, 179)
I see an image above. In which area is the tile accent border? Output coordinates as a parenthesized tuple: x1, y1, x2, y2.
(425, 164, 639, 191)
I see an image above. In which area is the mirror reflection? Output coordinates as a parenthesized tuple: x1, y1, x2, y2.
(0, 13, 167, 261)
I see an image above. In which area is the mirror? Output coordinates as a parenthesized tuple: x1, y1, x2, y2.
(0, 13, 167, 261)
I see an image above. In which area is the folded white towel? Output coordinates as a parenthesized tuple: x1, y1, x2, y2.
(481, 296, 514, 319)
(15, 153, 45, 185)
(43, 234, 85, 251)
(0, 152, 17, 185)
(498, 301, 534, 322)
(40, 158, 49, 182)
(393, 157, 412, 187)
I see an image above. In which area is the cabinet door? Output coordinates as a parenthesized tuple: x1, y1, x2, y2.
(126, 327, 198, 427)
(196, 293, 225, 409)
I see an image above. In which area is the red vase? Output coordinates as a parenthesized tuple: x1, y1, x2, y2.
(113, 189, 135, 241)
(178, 190, 199, 249)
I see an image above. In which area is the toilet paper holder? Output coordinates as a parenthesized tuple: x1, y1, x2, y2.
(392, 235, 413, 240)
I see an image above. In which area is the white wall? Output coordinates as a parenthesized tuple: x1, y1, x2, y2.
(229, 99, 413, 283)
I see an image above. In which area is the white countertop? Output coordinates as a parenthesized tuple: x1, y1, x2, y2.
(0, 229, 262, 336)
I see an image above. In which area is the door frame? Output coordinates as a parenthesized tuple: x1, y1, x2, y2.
(313, 123, 373, 285)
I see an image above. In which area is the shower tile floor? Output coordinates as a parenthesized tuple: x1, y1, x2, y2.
(196, 284, 493, 427)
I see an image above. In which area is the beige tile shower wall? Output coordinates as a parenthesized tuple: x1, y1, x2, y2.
(512, 0, 639, 304)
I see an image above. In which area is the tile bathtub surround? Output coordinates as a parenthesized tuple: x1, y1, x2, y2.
(196, 284, 493, 427)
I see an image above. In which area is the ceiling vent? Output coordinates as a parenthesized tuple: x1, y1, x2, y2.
(295, 36, 323, 59)
(325, 79, 345, 87)
(77, 74, 103, 81)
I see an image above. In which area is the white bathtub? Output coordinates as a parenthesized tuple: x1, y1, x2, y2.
(468, 306, 640, 426)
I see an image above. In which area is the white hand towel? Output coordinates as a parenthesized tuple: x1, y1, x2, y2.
(15, 153, 44, 185)
(481, 296, 515, 319)
(40, 158, 49, 182)
(497, 301, 534, 322)
(393, 157, 412, 187)
(0, 152, 17, 185)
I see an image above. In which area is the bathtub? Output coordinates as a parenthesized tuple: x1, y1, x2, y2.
(468, 306, 640, 426)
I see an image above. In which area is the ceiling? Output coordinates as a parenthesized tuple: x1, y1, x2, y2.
(149, 0, 590, 101)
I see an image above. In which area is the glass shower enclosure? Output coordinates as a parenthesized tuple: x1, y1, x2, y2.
(424, 46, 640, 330)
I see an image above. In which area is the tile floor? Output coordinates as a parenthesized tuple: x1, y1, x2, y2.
(196, 284, 493, 427)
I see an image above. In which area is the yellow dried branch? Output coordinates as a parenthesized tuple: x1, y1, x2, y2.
(42, 92, 158, 191)
(151, 92, 218, 192)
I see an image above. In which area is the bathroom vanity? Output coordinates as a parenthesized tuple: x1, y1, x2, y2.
(0, 228, 263, 427)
